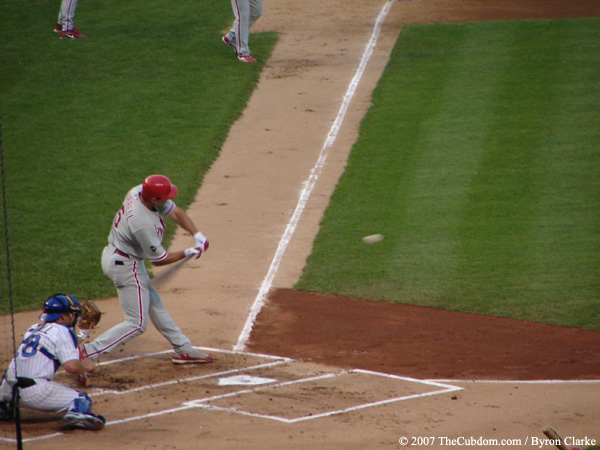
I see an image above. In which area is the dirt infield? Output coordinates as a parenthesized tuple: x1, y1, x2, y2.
(2, 0, 600, 448)
(250, 289, 600, 381)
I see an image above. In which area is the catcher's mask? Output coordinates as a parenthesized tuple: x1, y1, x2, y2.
(40, 293, 81, 328)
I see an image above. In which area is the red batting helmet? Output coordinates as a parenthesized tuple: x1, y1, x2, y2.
(141, 175, 179, 200)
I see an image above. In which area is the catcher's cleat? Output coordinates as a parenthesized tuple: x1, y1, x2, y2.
(172, 350, 213, 365)
(63, 411, 105, 431)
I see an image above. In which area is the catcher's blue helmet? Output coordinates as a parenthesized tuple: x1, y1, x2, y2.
(40, 293, 81, 326)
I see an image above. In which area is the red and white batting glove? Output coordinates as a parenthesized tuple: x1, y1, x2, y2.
(184, 246, 204, 259)
(193, 231, 209, 253)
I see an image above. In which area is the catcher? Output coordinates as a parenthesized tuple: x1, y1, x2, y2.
(0, 294, 105, 430)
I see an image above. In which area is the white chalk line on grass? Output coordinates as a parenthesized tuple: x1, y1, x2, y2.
(233, 0, 397, 352)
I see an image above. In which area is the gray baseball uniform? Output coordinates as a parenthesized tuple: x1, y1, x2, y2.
(82, 185, 193, 360)
(57, 0, 79, 31)
(225, 0, 263, 57)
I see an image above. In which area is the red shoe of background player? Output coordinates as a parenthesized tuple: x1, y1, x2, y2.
(60, 29, 87, 39)
(222, 35, 237, 54)
(238, 55, 257, 63)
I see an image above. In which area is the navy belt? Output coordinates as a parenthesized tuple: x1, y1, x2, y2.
(15, 377, 36, 389)
(114, 249, 130, 258)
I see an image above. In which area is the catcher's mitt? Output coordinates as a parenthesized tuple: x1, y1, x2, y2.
(78, 300, 101, 330)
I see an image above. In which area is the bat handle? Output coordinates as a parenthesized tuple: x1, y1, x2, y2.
(542, 426, 572, 450)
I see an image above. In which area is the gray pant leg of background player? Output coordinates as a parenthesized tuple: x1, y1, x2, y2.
(57, 0, 79, 31)
(83, 245, 191, 360)
(227, 0, 263, 57)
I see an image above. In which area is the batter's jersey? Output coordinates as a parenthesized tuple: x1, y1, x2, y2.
(108, 184, 176, 263)
(6, 322, 79, 381)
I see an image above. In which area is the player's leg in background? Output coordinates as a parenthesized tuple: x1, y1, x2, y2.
(230, 0, 251, 56)
(58, 0, 79, 31)
(248, 0, 262, 30)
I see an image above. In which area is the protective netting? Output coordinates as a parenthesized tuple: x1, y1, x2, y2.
(0, 112, 22, 449)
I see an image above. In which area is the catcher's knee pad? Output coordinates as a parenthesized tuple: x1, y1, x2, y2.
(71, 393, 93, 414)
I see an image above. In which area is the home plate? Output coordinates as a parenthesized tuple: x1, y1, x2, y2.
(218, 375, 278, 386)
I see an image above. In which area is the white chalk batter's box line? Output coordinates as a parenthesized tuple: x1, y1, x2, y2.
(86, 347, 294, 396)
(5, 347, 461, 444)
(8, 348, 600, 444)
(93, 347, 462, 426)
(184, 368, 463, 424)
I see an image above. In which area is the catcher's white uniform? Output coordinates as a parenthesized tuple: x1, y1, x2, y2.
(0, 323, 84, 412)
(83, 185, 193, 360)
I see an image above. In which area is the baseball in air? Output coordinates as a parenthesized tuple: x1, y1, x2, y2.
(362, 234, 384, 244)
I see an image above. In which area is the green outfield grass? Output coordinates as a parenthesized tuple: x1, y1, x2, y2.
(0, 0, 277, 311)
(295, 18, 600, 329)
(1, 10, 598, 331)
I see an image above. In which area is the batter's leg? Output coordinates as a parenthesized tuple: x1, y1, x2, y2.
(84, 252, 150, 360)
(147, 281, 191, 351)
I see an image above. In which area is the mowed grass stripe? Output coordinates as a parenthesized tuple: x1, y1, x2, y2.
(386, 23, 519, 307)
(295, 19, 600, 329)
(453, 20, 600, 323)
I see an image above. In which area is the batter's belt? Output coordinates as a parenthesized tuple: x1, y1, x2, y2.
(113, 248, 130, 258)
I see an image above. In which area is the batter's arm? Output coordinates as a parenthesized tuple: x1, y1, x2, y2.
(167, 206, 199, 236)
(151, 249, 189, 266)
(134, 229, 192, 267)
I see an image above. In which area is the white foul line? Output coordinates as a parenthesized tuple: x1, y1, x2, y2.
(234, 0, 396, 352)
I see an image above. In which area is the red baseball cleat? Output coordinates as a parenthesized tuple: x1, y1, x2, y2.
(60, 29, 86, 39)
(222, 35, 237, 54)
(172, 350, 213, 364)
(238, 55, 257, 63)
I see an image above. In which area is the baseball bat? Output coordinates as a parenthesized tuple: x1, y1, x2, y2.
(152, 254, 194, 286)
(542, 425, 571, 450)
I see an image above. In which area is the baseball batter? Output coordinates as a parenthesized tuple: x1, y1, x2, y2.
(81, 175, 212, 366)
(0, 294, 105, 430)
(222, 0, 263, 62)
